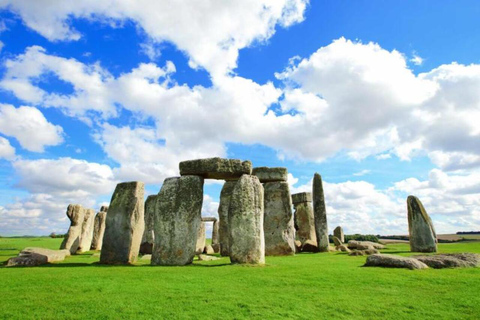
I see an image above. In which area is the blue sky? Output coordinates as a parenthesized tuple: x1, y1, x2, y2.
(0, 0, 479, 236)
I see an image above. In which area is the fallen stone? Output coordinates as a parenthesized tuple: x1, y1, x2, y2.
(140, 195, 157, 254)
(302, 239, 319, 253)
(140, 254, 152, 261)
(202, 217, 217, 222)
(196, 222, 206, 255)
(151, 176, 203, 266)
(91, 210, 107, 250)
(78, 208, 95, 253)
(364, 254, 429, 270)
(356, 244, 375, 250)
(332, 236, 343, 246)
(408, 195, 437, 253)
(204, 245, 215, 255)
(198, 254, 220, 261)
(413, 253, 480, 269)
(60, 204, 86, 254)
(263, 181, 295, 256)
(218, 180, 236, 256)
(313, 173, 329, 252)
(348, 240, 385, 250)
(252, 167, 288, 183)
(7, 254, 48, 267)
(291, 192, 312, 204)
(100, 181, 145, 265)
(179, 157, 252, 180)
(293, 200, 316, 244)
(333, 226, 345, 243)
(228, 175, 265, 264)
(20, 247, 70, 262)
(349, 250, 365, 256)
(336, 245, 350, 252)
(364, 249, 380, 255)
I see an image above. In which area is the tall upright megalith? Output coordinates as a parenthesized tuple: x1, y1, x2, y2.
(212, 220, 220, 253)
(140, 195, 157, 254)
(313, 173, 329, 252)
(91, 207, 107, 250)
(334, 226, 344, 243)
(218, 180, 236, 256)
(100, 181, 145, 264)
(151, 176, 204, 266)
(292, 192, 317, 245)
(253, 167, 295, 256)
(228, 175, 265, 264)
(77, 208, 95, 253)
(196, 221, 206, 254)
(60, 204, 85, 254)
(407, 195, 437, 253)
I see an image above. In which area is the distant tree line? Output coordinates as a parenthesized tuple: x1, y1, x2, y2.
(456, 231, 480, 234)
(49, 232, 67, 238)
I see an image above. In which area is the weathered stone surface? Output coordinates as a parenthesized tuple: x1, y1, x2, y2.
(348, 250, 365, 256)
(295, 240, 302, 253)
(202, 217, 217, 222)
(140, 195, 157, 254)
(356, 244, 375, 250)
(100, 181, 145, 265)
(140, 254, 151, 261)
(336, 245, 350, 252)
(196, 222, 206, 255)
(179, 157, 252, 180)
(77, 209, 95, 253)
(212, 220, 219, 245)
(332, 236, 343, 246)
(252, 167, 288, 183)
(204, 245, 215, 255)
(100, 205, 109, 212)
(364, 254, 429, 270)
(228, 175, 265, 264)
(151, 176, 204, 266)
(20, 247, 70, 262)
(413, 253, 480, 268)
(263, 182, 295, 256)
(218, 180, 236, 256)
(291, 192, 312, 204)
(212, 243, 220, 253)
(294, 202, 316, 245)
(348, 240, 385, 250)
(7, 254, 48, 267)
(333, 226, 344, 243)
(198, 254, 220, 261)
(302, 239, 319, 253)
(60, 204, 86, 254)
(407, 195, 437, 253)
(313, 173, 329, 252)
(91, 211, 107, 250)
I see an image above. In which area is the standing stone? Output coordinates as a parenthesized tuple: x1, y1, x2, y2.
(91, 210, 107, 250)
(228, 175, 265, 264)
(179, 157, 252, 180)
(140, 195, 157, 254)
(196, 222, 206, 254)
(212, 220, 220, 253)
(77, 208, 95, 253)
(292, 192, 317, 245)
(151, 176, 204, 266)
(263, 181, 295, 256)
(218, 180, 236, 256)
(60, 204, 86, 254)
(100, 181, 145, 264)
(407, 195, 437, 253)
(334, 226, 344, 243)
(313, 173, 329, 252)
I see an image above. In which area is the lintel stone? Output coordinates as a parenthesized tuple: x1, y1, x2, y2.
(291, 192, 312, 204)
(179, 157, 252, 180)
(252, 167, 288, 183)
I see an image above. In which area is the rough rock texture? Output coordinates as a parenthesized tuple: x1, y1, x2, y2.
(228, 175, 265, 264)
(212, 220, 219, 245)
(7, 254, 48, 267)
(291, 192, 312, 204)
(198, 254, 220, 261)
(196, 222, 206, 255)
(302, 239, 319, 253)
(313, 173, 329, 252)
(252, 167, 288, 183)
(218, 180, 236, 256)
(293, 201, 316, 245)
(151, 176, 204, 266)
(348, 240, 385, 250)
(140, 254, 151, 261)
(364, 254, 429, 270)
(332, 236, 343, 246)
(77, 209, 95, 253)
(22, 247, 70, 262)
(91, 211, 107, 250)
(212, 244, 220, 253)
(179, 157, 252, 180)
(263, 181, 295, 256)
(413, 253, 480, 268)
(295, 240, 302, 253)
(407, 195, 437, 253)
(100, 181, 145, 265)
(140, 195, 157, 254)
(60, 204, 86, 254)
(336, 245, 350, 252)
(202, 217, 217, 222)
(334, 226, 345, 243)
(100, 205, 109, 212)
(204, 245, 215, 255)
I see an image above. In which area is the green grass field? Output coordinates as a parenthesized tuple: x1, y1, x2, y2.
(1, 238, 479, 319)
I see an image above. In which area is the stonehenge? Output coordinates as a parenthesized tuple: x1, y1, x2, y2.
(218, 180, 236, 256)
(100, 181, 145, 265)
(254, 167, 295, 256)
(91, 206, 107, 250)
(407, 195, 437, 253)
(292, 192, 317, 251)
(228, 175, 265, 264)
(313, 173, 329, 252)
(140, 195, 157, 254)
(151, 176, 203, 266)
(60, 204, 86, 254)
(179, 157, 252, 180)
(77, 208, 95, 253)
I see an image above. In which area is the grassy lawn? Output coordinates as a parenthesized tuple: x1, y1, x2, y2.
(1, 237, 479, 319)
